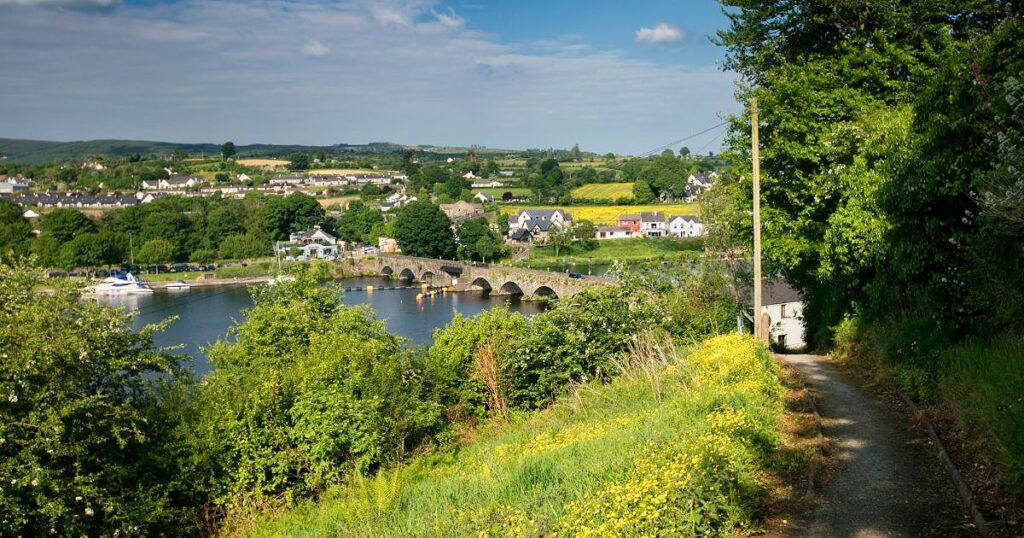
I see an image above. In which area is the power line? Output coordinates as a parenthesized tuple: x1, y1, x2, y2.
(634, 120, 733, 155)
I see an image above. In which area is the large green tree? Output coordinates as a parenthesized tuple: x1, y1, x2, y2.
(392, 201, 456, 258)
(336, 200, 383, 244)
(0, 199, 33, 257)
(42, 208, 96, 244)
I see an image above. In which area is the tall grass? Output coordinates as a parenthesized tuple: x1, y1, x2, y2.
(243, 334, 785, 537)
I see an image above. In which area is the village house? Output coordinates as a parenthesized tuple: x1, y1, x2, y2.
(309, 174, 349, 187)
(380, 193, 417, 212)
(378, 236, 399, 253)
(472, 192, 493, 204)
(758, 280, 806, 351)
(471, 180, 505, 189)
(686, 171, 718, 194)
(440, 200, 485, 223)
(595, 226, 633, 240)
(269, 173, 306, 186)
(507, 208, 573, 243)
(617, 212, 666, 237)
(273, 225, 341, 260)
(0, 176, 31, 194)
(462, 171, 480, 180)
(668, 215, 705, 237)
(140, 175, 205, 190)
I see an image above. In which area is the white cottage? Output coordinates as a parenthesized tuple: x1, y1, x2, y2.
(668, 215, 705, 237)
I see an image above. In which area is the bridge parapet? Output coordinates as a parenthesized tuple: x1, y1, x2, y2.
(343, 254, 613, 299)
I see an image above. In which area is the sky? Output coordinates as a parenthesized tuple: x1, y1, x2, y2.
(0, 0, 739, 155)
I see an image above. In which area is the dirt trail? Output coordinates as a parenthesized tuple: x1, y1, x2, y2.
(779, 354, 975, 537)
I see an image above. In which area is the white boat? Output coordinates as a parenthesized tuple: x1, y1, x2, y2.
(89, 272, 154, 295)
(163, 280, 191, 291)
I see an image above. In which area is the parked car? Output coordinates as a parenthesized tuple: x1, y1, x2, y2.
(568, 272, 585, 279)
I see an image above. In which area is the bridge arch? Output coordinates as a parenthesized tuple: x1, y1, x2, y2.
(380, 265, 394, 277)
(398, 268, 416, 280)
(421, 270, 436, 285)
(471, 276, 493, 293)
(499, 281, 524, 296)
(533, 285, 559, 299)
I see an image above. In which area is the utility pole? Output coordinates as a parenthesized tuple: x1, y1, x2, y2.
(752, 96, 764, 342)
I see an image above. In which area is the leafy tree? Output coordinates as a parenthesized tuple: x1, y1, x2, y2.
(42, 208, 96, 244)
(221, 141, 236, 159)
(393, 201, 456, 258)
(263, 193, 326, 241)
(136, 239, 175, 267)
(206, 203, 247, 246)
(336, 200, 383, 244)
(0, 199, 33, 257)
(633, 179, 656, 204)
(443, 175, 472, 200)
(218, 234, 269, 260)
(360, 182, 382, 199)
(58, 233, 114, 269)
(289, 152, 311, 170)
(573, 220, 599, 251)
(0, 261, 192, 535)
(189, 249, 215, 265)
(679, 146, 691, 158)
(457, 218, 501, 261)
(139, 210, 192, 261)
(410, 164, 449, 193)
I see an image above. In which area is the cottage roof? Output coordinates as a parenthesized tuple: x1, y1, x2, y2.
(516, 208, 570, 221)
(639, 212, 665, 222)
(669, 214, 700, 223)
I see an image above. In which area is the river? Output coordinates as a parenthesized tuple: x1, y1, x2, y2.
(94, 276, 545, 376)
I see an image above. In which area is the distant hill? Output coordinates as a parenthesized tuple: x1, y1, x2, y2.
(0, 137, 519, 165)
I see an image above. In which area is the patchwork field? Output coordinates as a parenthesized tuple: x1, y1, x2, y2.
(472, 187, 531, 198)
(503, 203, 700, 225)
(236, 158, 290, 168)
(571, 182, 635, 200)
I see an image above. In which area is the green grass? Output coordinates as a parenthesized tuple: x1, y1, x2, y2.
(138, 271, 211, 282)
(520, 237, 704, 269)
(571, 182, 634, 200)
(240, 335, 787, 537)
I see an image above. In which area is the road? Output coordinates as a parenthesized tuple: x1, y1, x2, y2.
(779, 354, 975, 537)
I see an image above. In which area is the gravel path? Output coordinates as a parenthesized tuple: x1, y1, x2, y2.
(779, 354, 975, 537)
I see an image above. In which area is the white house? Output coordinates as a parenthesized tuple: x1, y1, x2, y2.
(270, 173, 306, 186)
(636, 212, 666, 237)
(686, 171, 718, 195)
(22, 209, 40, 219)
(473, 192, 493, 204)
(668, 215, 705, 237)
(380, 193, 416, 212)
(274, 225, 341, 260)
(471, 180, 505, 188)
(595, 226, 632, 240)
(508, 209, 572, 235)
(236, 173, 252, 182)
(462, 171, 480, 180)
(759, 280, 806, 351)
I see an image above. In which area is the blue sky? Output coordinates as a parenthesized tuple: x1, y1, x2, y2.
(0, 0, 738, 155)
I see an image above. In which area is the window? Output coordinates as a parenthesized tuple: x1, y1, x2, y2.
(777, 334, 787, 347)
(780, 304, 787, 318)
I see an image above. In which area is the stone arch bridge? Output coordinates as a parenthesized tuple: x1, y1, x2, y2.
(346, 254, 615, 299)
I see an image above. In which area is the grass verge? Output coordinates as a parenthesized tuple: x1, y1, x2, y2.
(238, 334, 791, 537)
(834, 318, 1024, 521)
(519, 237, 704, 269)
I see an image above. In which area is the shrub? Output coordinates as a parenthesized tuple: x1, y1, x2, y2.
(507, 286, 660, 408)
(184, 271, 445, 512)
(0, 261, 194, 536)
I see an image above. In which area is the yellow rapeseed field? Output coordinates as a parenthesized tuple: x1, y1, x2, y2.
(571, 182, 635, 200)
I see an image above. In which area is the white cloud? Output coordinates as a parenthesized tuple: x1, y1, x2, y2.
(0, 1, 737, 154)
(303, 39, 329, 57)
(635, 23, 685, 46)
(0, 0, 119, 9)
(432, 7, 464, 30)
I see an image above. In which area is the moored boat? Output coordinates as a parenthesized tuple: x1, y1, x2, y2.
(163, 280, 191, 291)
(89, 272, 154, 295)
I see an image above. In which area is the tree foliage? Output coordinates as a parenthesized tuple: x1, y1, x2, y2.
(392, 201, 456, 258)
(0, 261, 191, 536)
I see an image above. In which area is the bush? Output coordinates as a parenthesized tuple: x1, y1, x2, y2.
(0, 261, 194, 536)
(507, 286, 660, 408)
(184, 271, 445, 512)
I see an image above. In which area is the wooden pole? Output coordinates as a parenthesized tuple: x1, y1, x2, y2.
(752, 96, 764, 342)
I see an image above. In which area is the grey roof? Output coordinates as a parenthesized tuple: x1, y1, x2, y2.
(525, 219, 558, 231)
(760, 280, 802, 306)
(165, 175, 204, 185)
(639, 211, 664, 222)
(510, 228, 532, 241)
(669, 214, 700, 223)
(516, 209, 570, 221)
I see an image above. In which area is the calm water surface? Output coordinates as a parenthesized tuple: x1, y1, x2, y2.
(94, 276, 544, 376)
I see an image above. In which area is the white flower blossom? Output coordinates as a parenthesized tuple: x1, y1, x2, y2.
(31, 479, 38, 487)
(8, 394, 16, 403)
(84, 507, 94, 517)
(75, 496, 83, 502)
